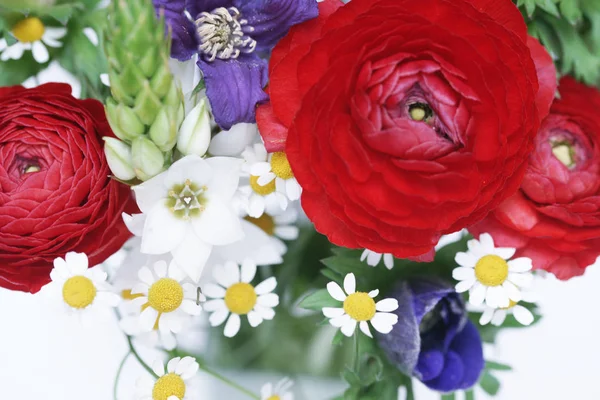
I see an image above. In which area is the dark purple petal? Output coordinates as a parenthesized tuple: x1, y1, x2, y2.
(198, 54, 268, 129)
(186, 0, 235, 19)
(424, 350, 465, 392)
(154, 0, 198, 61)
(233, 0, 319, 51)
(449, 321, 485, 390)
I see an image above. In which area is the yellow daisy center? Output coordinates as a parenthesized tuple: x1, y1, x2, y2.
(267, 396, 281, 400)
(148, 278, 184, 313)
(244, 214, 275, 236)
(250, 175, 276, 196)
(152, 373, 186, 400)
(474, 255, 509, 287)
(224, 282, 257, 315)
(343, 292, 376, 322)
(501, 300, 518, 310)
(62, 276, 97, 309)
(12, 17, 45, 43)
(270, 152, 294, 180)
(121, 289, 144, 300)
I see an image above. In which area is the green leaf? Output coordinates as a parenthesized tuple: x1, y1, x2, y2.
(480, 372, 501, 396)
(517, 0, 560, 17)
(298, 289, 341, 311)
(45, 3, 84, 24)
(0, 55, 42, 85)
(485, 361, 513, 371)
(465, 390, 475, 400)
(441, 394, 456, 400)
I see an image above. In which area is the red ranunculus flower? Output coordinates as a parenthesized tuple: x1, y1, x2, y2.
(471, 77, 600, 280)
(257, 0, 556, 259)
(0, 84, 134, 293)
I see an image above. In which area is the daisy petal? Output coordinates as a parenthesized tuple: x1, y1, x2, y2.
(375, 298, 398, 312)
(255, 277, 277, 295)
(502, 281, 522, 302)
(452, 266, 475, 281)
(152, 360, 165, 377)
(359, 321, 373, 338)
(257, 293, 279, 308)
(343, 273, 356, 295)
(455, 252, 477, 268)
(322, 307, 345, 318)
(479, 308, 495, 326)
(224, 314, 241, 337)
(340, 319, 357, 337)
(247, 310, 263, 327)
(513, 305, 534, 326)
(326, 282, 346, 301)
(370, 312, 398, 334)
(455, 279, 475, 293)
(491, 309, 507, 326)
(31, 41, 49, 63)
(209, 309, 229, 327)
(508, 272, 533, 288)
(494, 247, 516, 259)
(368, 289, 379, 298)
(508, 258, 533, 273)
(203, 283, 226, 298)
(469, 283, 486, 306)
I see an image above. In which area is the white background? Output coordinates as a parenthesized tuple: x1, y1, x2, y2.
(0, 260, 599, 400)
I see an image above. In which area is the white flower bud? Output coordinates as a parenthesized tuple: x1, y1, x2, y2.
(103, 137, 136, 181)
(177, 98, 211, 157)
(131, 137, 165, 181)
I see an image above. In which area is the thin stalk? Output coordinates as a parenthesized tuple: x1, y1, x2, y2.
(113, 351, 131, 400)
(199, 363, 260, 400)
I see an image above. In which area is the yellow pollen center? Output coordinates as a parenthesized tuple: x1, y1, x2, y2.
(12, 17, 45, 43)
(410, 107, 426, 121)
(474, 255, 509, 287)
(343, 292, 376, 322)
(501, 300, 518, 310)
(147, 278, 184, 313)
(152, 373, 186, 400)
(270, 152, 294, 180)
(62, 276, 97, 309)
(267, 396, 281, 400)
(244, 214, 276, 236)
(224, 282, 257, 315)
(24, 165, 41, 173)
(551, 142, 575, 168)
(250, 175, 276, 196)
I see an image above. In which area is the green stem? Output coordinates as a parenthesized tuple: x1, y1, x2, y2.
(199, 363, 260, 400)
(354, 332, 360, 371)
(127, 334, 158, 378)
(113, 351, 131, 400)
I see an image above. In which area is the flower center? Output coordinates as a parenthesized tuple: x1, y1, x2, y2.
(500, 300, 518, 310)
(244, 214, 276, 236)
(474, 255, 509, 287)
(166, 179, 207, 220)
(408, 102, 433, 123)
(270, 152, 294, 180)
(267, 397, 281, 400)
(194, 7, 256, 62)
(62, 276, 97, 309)
(224, 282, 257, 315)
(148, 278, 184, 313)
(250, 175, 276, 196)
(12, 17, 45, 43)
(551, 140, 576, 168)
(343, 292, 376, 322)
(152, 373, 186, 400)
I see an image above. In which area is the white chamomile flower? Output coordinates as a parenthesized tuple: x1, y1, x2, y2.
(249, 145, 302, 202)
(453, 233, 533, 309)
(123, 260, 202, 334)
(244, 207, 300, 255)
(323, 273, 399, 338)
(239, 143, 289, 217)
(49, 252, 120, 321)
(203, 260, 279, 338)
(0, 17, 66, 63)
(360, 249, 394, 270)
(479, 291, 537, 327)
(126, 155, 244, 281)
(261, 377, 294, 400)
(136, 356, 199, 400)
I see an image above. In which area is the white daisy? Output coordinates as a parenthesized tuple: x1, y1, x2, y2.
(127, 154, 244, 281)
(239, 143, 289, 217)
(136, 356, 199, 400)
(203, 259, 279, 338)
(0, 17, 66, 63)
(360, 249, 394, 270)
(248, 145, 302, 202)
(122, 260, 202, 334)
(48, 252, 120, 322)
(261, 377, 294, 400)
(244, 207, 300, 256)
(323, 273, 399, 338)
(479, 291, 537, 327)
(453, 233, 533, 309)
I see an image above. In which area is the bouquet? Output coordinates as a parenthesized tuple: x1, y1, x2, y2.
(1, 0, 599, 398)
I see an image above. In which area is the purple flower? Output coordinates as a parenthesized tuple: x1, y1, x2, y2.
(153, 0, 319, 130)
(377, 278, 484, 393)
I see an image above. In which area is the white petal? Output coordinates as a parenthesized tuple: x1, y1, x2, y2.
(152, 360, 165, 377)
(138, 267, 155, 286)
(326, 282, 346, 301)
(257, 172, 276, 186)
(502, 280, 522, 302)
(1, 43, 24, 61)
(44, 27, 67, 39)
(491, 309, 507, 326)
(223, 261, 241, 283)
(254, 305, 275, 320)
(171, 234, 212, 283)
(82, 27, 99, 46)
(209, 309, 229, 326)
(508, 258, 533, 273)
(340, 319, 357, 337)
(343, 273, 356, 295)
(368, 289, 380, 298)
(286, 179, 302, 201)
(255, 277, 277, 295)
(247, 194, 266, 218)
(329, 314, 351, 328)
(213, 263, 238, 287)
(247, 310, 263, 327)
(493, 246, 516, 260)
(360, 249, 369, 262)
(205, 157, 243, 201)
(203, 283, 226, 298)
(181, 299, 202, 316)
(167, 357, 180, 373)
(322, 307, 345, 318)
(167, 261, 186, 281)
(192, 199, 244, 246)
(455, 279, 475, 293)
(455, 252, 477, 268)
(31, 41, 49, 63)
(180, 359, 200, 380)
(366, 251, 381, 267)
(478, 233, 495, 252)
(257, 293, 279, 308)
(375, 298, 398, 312)
(359, 321, 373, 338)
(479, 308, 495, 325)
(122, 213, 145, 236)
(508, 272, 534, 288)
(250, 162, 271, 175)
(513, 305, 534, 326)
(139, 307, 159, 332)
(383, 254, 394, 269)
(274, 226, 299, 241)
(224, 314, 241, 337)
(132, 172, 167, 214)
(370, 312, 398, 334)
(240, 259, 257, 283)
(469, 283, 487, 306)
(203, 299, 226, 312)
(165, 155, 212, 188)
(65, 252, 89, 274)
(209, 123, 258, 156)
(140, 204, 188, 254)
(487, 286, 509, 308)
(452, 266, 475, 281)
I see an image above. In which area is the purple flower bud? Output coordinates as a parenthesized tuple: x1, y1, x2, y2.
(377, 278, 484, 393)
